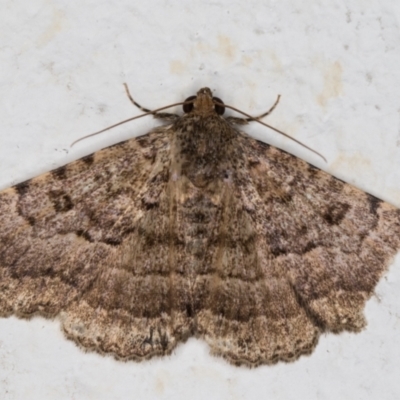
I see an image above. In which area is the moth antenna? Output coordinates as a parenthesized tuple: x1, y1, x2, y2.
(218, 102, 327, 163)
(245, 94, 281, 121)
(71, 100, 194, 147)
(123, 83, 153, 113)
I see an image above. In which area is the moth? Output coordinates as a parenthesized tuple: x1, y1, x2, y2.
(0, 86, 399, 366)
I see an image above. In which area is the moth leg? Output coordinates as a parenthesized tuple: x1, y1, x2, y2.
(226, 94, 281, 125)
(123, 83, 179, 121)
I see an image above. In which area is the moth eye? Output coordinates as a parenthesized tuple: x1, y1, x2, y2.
(213, 97, 225, 115)
(183, 96, 196, 113)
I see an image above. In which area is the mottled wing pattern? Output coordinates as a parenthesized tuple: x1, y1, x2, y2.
(199, 133, 400, 365)
(2, 86, 400, 367)
(0, 128, 192, 359)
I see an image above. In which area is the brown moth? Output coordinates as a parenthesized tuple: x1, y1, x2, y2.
(1, 87, 399, 367)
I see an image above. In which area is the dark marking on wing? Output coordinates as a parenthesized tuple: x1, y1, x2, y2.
(322, 202, 350, 225)
(49, 190, 74, 212)
(15, 180, 31, 196)
(27, 216, 36, 226)
(367, 193, 382, 215)
(81, 154, 94, 165)
(76, 229, 94, 242)
(103, 237, 122, 246)
(51, 166, 67, 180)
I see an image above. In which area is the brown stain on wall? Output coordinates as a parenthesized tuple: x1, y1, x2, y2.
(170, 35, 237, 75)
(170, 60, 186, 74)
(317, 61, 343, 107)
(217, 35, 235, 61)
(36, 4, 65, 47)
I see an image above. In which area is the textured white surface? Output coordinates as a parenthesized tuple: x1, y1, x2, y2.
(1, 1, 400, 399)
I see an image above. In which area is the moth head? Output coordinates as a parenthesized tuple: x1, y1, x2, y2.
(183, 87, 225, 115)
